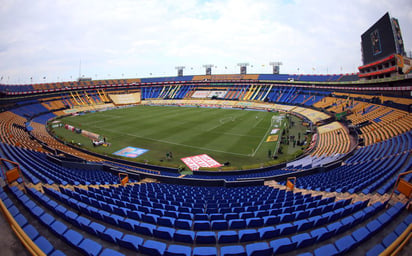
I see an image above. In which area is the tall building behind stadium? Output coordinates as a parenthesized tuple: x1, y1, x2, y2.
(0, 11, 411, 256)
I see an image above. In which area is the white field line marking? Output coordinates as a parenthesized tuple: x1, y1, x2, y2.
(204, 115, 234, 132)
(205, 115, 264, 138)
(250, 116, 278, 157)
(100, 127, 250, 157)
(88, 107, 207, 128)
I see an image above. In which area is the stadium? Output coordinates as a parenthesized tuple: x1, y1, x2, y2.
(0, 5, 412, 256)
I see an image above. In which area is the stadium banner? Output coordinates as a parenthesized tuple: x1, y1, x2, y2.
(266, 135, 279, 142)
(64, 124, 75, 131)
(113, 146, 149, 158)
(181, 154, 223, 171)
(270, 128, 280, 134)
(208, 90, 227, 98)
(192, 91, 211, 98)
(109, 92, 141, 105)
(81, 130, 101, 140)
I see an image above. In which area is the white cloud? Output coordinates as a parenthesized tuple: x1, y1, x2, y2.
(0, 0, 411, 83)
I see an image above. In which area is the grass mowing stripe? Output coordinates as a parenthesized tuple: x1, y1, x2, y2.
(55, 105, 305, 168)
(96, 127, 250, 156)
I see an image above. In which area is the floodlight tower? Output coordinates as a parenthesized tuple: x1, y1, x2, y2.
(203, 64, 213, 75)
(175, 66, 185, 77)
(269, 61, 283, 74)
(237, 63, 249, 75)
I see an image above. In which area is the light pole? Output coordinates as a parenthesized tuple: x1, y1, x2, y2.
(202, 64, 213, 75)
(237, 63, 249, 75)
(269, 61, 283, 74)
(175, 66, 185, 77)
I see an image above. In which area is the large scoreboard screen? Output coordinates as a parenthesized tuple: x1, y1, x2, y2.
(361, 12, 404, 65)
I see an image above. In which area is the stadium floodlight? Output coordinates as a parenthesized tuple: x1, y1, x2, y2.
(175, 66, 185, 77)
(269, 62, 283, 74)
(237, 63, 249, 75)
(203, 64, 213, 75)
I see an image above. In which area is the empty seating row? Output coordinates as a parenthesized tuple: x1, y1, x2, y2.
(0, 142, 118, 185)
(312, 202, 406, 256)
(366, 213, 412, 255)
(281, 151, 409, 194)
(1, 186, 66, 256)
(9, 185, 400, 256)
(346, 131, 412, 164)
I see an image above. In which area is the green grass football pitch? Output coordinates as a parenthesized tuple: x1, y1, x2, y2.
(53, 105, 289, 169)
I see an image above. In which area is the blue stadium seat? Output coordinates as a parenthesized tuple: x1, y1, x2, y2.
(297, 253, 314, 256)
(99, 228, 123, 244)
(239, 229, 259, 242)
(29, 205, 44, 218)
(352, 226, 372, 243)
(165, 244, 192, 256)
(311, 227, 333, 242)
(218, 230, 238, 244)
(326, 221, 343, 235)
(142, 213, 158, 224)
(175, 219, 193, 230)
(314, 244, 339, 256)
(220, 245, 246, 256)
(116, 234, 143, 251)
(245, 242, 272, 256)
(78, 238, 102, 256)
(158, 216, 175, 227)
(194, 221, 211, 231)
(23, 224, 39, 240)
(394, 222, 408, 236)
(335, 235, 357, 254)
(118, 218, 139, 232)
(295, 219, 314, 232)
(366, 219, 383, 235)
(229, 219, 246, 229)
(139, 240, 167, 256)
(63, 210, 77, 224)
(211, 220, 228, 230)
(136, 222, 155, 236)
(210, 213, 224, 221)
(382, 232, 398, 247)
(366, 243, 385, 256)
(291, 233, 316, 249)
(246, 217, 263, 228)
(7, 205, 19, 217)
(196, 231, 216, 244)
(62, 229, 83, 248)
(193, 247, 217, 256)
(34, 236, 54, 255)
(15, 213, 28, 228)
(174, 229, 195, 243)
(50, 220, 68, 238)
(258, 226, 279, 240)
(270, 237, 297, 254)
(99, 248, 124, 256)
(50, 250, 66, 256)
(75, 216, 91, 229)
(154, 226, 175, 240)
(277, 223, 297, 236)
(263, 215, 280, 225)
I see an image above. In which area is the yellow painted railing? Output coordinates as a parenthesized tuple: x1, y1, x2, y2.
(380, 224, 412, 256)
(0, 199, 45, 256)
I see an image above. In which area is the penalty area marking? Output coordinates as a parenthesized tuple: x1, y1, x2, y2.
(205, 115, 236, 132)
(219, 115, 236, 124)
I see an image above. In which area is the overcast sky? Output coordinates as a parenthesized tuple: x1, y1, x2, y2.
(1, 0, 411, 84)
